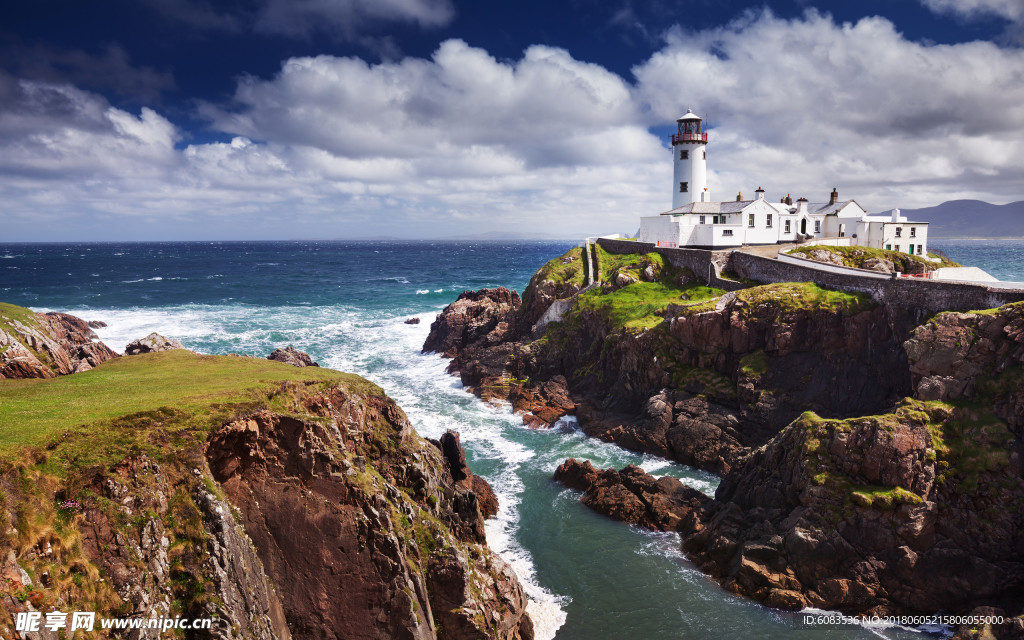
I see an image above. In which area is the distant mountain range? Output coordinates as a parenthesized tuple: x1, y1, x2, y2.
(875, 200, 1024, 238)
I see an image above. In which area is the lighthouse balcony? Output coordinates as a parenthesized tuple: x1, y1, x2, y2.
(671, 132, 708, 144)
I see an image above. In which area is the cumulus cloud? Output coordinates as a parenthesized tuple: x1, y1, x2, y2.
(4, 12, 1024, 241)
(0, 42, 668, 240)
(633, 9, 1024, 208)
(919, 0, 1024, 22)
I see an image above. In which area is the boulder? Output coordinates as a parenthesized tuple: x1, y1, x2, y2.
(124, 332, 184, 356)
(404, 317, 420, 324)
(863, 257, 894, 274)
(266, 346, 319, 368)
(615, 271, 638, 287)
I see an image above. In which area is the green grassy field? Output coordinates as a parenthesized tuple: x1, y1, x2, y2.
(0, 350, 370, 466)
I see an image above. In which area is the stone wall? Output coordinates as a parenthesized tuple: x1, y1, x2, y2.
(596, 238, 744, 291)
(731, 251, 1024, 313)
(595, 237, 1024, 314)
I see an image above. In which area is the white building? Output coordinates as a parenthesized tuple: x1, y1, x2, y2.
(639, 112, 929, 254)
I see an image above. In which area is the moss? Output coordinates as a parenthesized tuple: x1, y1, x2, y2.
(739, 351, 768, 380)
(523, 247, 587, 295)
(573, 280, 724, 333)
(789, 244, 960, 271)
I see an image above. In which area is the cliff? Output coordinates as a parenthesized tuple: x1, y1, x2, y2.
(426, 248, 1024, 631)
(0, 349, 532, 640)
(425, 247, 915, 474)
(0, 302, 117, 379)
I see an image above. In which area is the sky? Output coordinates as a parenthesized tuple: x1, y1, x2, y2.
(1, 0, 1023, 241)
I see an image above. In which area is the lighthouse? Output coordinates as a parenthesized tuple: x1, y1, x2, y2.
(671, 110, 708, 208)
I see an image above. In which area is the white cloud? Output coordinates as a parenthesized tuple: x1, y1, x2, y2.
(633, 9, 1024, 208)
(920, 0, 1024, 22)
(3, 14, 1024, 241)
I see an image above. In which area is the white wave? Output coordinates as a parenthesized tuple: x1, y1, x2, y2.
(416, 289, 430, 294)
(147, 277, 163, 281)
(121, 279, 144, 283)
(433, 288, 443, 293)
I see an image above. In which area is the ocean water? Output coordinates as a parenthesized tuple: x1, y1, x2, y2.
(2, 239, 1022, 639)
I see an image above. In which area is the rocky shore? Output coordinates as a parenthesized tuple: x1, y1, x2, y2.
(0, 304, 532, 640)
(424, 246, 1024, 635)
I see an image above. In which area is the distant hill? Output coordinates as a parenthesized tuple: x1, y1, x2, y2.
(875, 200, 1024, 238)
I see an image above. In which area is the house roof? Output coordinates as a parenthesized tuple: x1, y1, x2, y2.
(661, 200, 754, 215)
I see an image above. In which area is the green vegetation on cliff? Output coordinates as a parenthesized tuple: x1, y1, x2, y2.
(0, 350, 365, 467)
(789, 244, 960, 271)
(552, 248, 725, 331)
(0, 302, 49, 362)
(530, 247, 587, 288)
(679, 282, 875, 318)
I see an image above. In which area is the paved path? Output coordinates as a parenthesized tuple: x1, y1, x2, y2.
(732, 243, 800, 258)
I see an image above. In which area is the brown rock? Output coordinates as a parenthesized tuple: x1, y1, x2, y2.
(267, 345, 319, 367)
(124, 332, 184, 355)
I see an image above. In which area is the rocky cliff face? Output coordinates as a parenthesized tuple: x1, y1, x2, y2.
(424, 252, 914, 475)
(0, 304, 117, 379)
(554, 302, 1024, 630)
(0, 372, 532, 640)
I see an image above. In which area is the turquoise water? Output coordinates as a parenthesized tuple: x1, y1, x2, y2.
(3, 239, 1020, 638)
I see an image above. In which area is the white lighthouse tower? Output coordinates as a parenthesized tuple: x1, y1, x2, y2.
(671, 110, 708, 208)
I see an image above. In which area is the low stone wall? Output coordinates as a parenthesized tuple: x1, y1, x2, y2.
(596, 238, 744, 291)
(732, 252, 1024, 313)
(596, 237, 1024, 313)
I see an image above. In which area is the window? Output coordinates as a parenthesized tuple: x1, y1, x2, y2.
(885, 244, 891, 251)
(680, 181, 688, 193)
(917, 245, 923, 255)
(910, 227, 916, 237)
(702, 150, 706, 159)
(699, 215, 706, 224)
(814, 220, 821, 233)
(713, 215, 720, 224)
(895, 245, 900, 252)
(722, 229, 733, 236)
(895, 227, 902, 237)
(839, 223, 845, 238)
(680, 150, 689, 160)
(784, 220, 791, 233)
(748, 213, 755, 228)
(766, 214, 773, 228)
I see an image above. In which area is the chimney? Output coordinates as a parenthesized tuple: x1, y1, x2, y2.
(736, 191, 743, 202)
(797, 196, 808, 214)
(785, 193, 793, 206)
(891, 208, 901, 222)
(755, 186, 765, 200)
(829, 187, 838, 205)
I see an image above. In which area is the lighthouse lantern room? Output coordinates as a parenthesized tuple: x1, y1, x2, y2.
(671, 109, 709, 208)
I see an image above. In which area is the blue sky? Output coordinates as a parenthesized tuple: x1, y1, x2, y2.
(2, 0, 1022, 240)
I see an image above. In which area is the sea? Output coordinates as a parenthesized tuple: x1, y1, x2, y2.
(1, 238, 1021, 640)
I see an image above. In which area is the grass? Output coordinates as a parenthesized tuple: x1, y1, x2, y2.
(556, 247, 725, 331)
(0, 350, 369, 466)
(575, 281, 724, 331)
(789, 245, 960, 271)
(679, 282, 875, 318)
(529, 247, 587, 287)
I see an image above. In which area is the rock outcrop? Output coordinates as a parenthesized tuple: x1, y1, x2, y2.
(266, 345, 319, 367)
(556, 302, 1024, 623)
(0, 364, 532, 640)
(425, 251, 914, 475)
(125, 332, 185, 355)
(0, 305, 117, 378)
